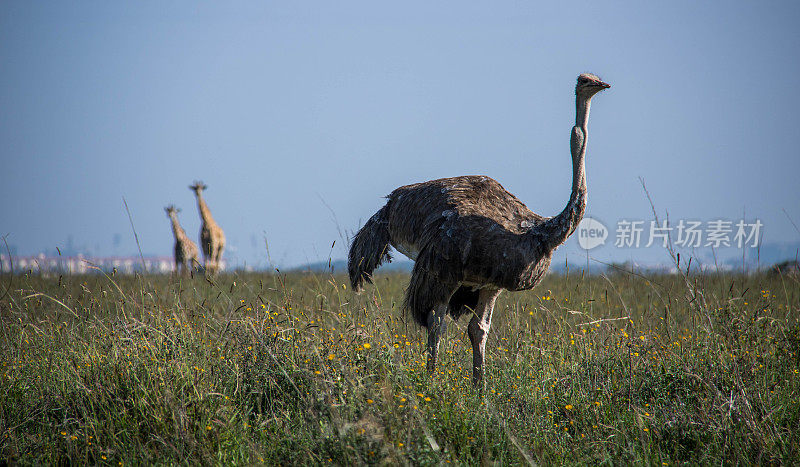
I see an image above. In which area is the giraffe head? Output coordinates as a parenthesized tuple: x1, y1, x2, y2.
(189, 181, 208, 195)
(165, 205, 181, 216)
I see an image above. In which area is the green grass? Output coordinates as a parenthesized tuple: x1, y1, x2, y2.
(1, 268, 798, 464)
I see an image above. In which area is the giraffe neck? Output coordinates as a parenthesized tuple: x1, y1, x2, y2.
(536, 94, 591, 252)
(195, 192, 217, 226)
(169, 214, 188, 240)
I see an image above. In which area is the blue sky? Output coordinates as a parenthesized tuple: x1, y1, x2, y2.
(1, 1, 799, 269)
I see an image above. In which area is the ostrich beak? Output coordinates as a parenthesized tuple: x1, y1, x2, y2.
(597, 81, 610, 89)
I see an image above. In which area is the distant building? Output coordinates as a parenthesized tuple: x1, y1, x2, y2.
(0, 255, 226, 274)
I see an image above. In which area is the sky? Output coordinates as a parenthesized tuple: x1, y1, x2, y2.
(1, 1, 799, 270)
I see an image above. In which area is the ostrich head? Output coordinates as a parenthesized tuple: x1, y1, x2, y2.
(576, 73, 610, 98)
(165, 205, 181, 216)
(189, 181, 208, 194)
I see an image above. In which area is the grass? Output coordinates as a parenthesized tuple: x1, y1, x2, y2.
(0, 268, 798, 464)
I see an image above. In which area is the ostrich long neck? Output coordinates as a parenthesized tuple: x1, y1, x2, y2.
(538, 93, 592, 252)
(195, 193, 216, 225)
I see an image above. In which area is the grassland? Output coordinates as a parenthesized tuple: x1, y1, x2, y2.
(0, 267, 798, 464)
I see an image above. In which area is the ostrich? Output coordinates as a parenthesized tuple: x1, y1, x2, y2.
(189, 181, 226, 274)
(348, 73, 610, 387)
(164, 205, 200, 276)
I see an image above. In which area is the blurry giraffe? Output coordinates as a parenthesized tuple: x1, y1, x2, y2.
(189, 181, 226, 274)
(164, 205, 199, 276)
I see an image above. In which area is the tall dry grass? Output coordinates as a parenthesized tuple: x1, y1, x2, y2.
(0, 268, 798, 464)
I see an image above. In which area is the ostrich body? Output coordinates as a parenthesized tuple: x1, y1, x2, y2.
(189, 181, 226, 274)
(164, 205, 200, 276)
(348, 73, 610, 386)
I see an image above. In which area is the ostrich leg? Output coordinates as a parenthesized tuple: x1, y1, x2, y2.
(426, 304, 449, 375)
(468, 289, 501, 388)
